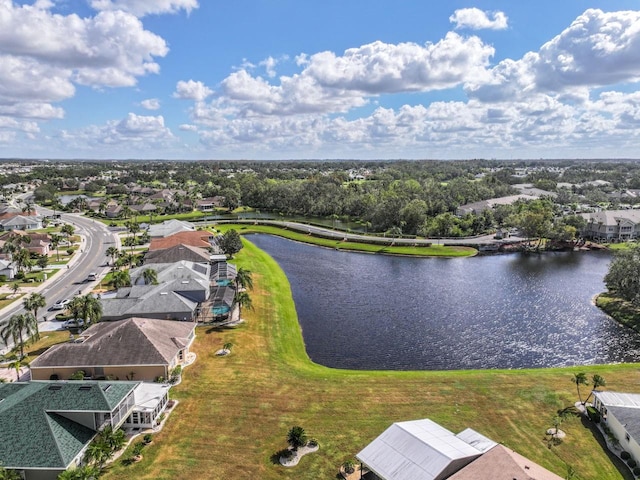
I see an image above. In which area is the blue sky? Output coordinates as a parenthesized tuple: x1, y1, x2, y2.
(2, 0, 640, 160)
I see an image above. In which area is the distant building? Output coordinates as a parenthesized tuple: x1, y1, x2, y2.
(581, 210, 640, 242)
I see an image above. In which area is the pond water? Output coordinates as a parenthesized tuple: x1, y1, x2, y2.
(247, 234, 640, 370)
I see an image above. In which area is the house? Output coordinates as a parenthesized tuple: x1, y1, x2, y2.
(144, 243, 211, 264)
(593, 391, 640, 466)
(196, 196, 225, 212)
(0, 215, 43, 231)
(581, 210, 640, 242)
(447, 444, 563, 480)
(149, 229, 217, 251)
(147, 219, 195, 238)
(30, 317, 196, 382)
(0, 259, 15, 279)
(0, 380, 138, 480)
(0, 231, 50, 256)
(211, 258, 237, 284)
(105, 204, 122, 218)
(356, 418, 562, 480)
(356, 419, 495, 480)
(101, 261, 211, 321)
(456, 195, 538, 216)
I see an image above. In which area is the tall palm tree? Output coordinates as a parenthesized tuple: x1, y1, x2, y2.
(61, 223, 75, 243)
(235, 267, 253, 292)
(9, 283, 20, 298)
(571, 372, 588, 404)
(67, 297, 84, 322)
(50, 233, 62, 261)
(142, 268, 158, 285)
(23, 292, 46, 339)
(1, 313, 37, 358)
(235, 291, 253, 319)
(584, 375, 607, 405)
(105, 246, 119, 266)
(12, 248, 33, 273)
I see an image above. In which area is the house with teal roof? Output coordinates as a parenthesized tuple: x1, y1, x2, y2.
(0, 381, 138, 480)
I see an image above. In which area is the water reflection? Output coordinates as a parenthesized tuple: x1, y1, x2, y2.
(247, 234, 640, 370)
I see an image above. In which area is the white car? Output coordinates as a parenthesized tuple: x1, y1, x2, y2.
(62, 318, 84, 329)
(52, 298, 70, 310)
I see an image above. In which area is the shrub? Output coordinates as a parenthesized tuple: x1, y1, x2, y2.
(143, 434, 153, 444)
(622, 451, 631, 461)
(633, 467, 640, 476)
(308, 438, 318, 448)
(66, 248, 74, 255)
(131, 443, 144, 456)
(0, 275, 7, 283)
(69, 370, 85, 380)
(342, 460, 355, 474)
(14, 271, 25, 280)
(154, 376, 165, 383)
(628, 459, 637, 469)
(287, 426, 307, 451)
(586, 406, 601, 423)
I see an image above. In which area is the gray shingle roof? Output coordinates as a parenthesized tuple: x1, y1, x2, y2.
(31, 318, 195, 369)
(143, 244, 210, 264)
(0, 381, 137, 470)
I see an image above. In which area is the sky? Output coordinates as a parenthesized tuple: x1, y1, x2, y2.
(2, 0, 640, 161)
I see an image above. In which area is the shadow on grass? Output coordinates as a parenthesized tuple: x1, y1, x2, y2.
(580, 416, 634, 480)
(203, 324, 239, 334)
(270, 449, 289, 465)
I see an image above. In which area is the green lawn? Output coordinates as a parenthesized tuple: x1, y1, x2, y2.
(214, 223, 476, 257)
(101, 238, 634, 480)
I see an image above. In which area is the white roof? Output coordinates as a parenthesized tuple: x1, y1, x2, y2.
(356, 419, 493, 480)
(594, 391, 640, 408)
(133, 382, 170, 412)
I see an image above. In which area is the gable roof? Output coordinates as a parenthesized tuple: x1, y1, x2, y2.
(100, 286, 198, 320)
(31, 318, 195, 369)
(448, 444, 563, 480)
(0, 381, 137, 470)
(130, 260, 210, 284)
(356, 419, 495, 480)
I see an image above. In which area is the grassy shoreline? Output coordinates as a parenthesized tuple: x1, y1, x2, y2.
(215, 223, 477, 257)
(596, 292, 640, 333)
(98, 237, 638, 480)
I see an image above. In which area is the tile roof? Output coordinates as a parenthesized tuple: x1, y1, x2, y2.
(31, 318, 195, 369)
(0, 381, 137, 470)
(149, 230, 213, 250)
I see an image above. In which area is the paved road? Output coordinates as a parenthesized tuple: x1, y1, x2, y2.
(198, 219, 525, 246)
(0, 209, 117, 330)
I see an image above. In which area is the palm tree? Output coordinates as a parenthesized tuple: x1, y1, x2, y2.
(142, 268, 158, 285)
(222, 342, 233, 353)
(235, 267, 253, 292)
(23, 292, 46, 339)
(584, 375, 607, 405)
(57, 465, 100, 480)
(0, 465, 21, 480)
(78, 294, 102, 328)
(61, 223, 75, 243)
(50, 233, 62, 261)
(111, 270, 131, 289)
(571, 372, 589, 405)
(1, 313, 37, 358)
(235, 291, 253, 319)
(9, 283, 19, 298)
(287, 426, 308, 451)
(105, 246, 119, 266)
(12, 248, 33, 274)
(6, 355, 29, 381)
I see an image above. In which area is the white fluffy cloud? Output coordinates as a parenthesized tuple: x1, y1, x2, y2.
(90, 0, 198, 17)
(140, 98, 161, 110)
(173, 80, 213, 101)
(450, 8, 508, 30)
(0, 0, 168, 131)
(467, 9, 640, 102)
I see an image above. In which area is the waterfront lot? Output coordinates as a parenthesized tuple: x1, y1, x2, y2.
(99, 238, 635, 480)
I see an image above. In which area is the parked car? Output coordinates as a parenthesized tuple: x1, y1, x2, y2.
(62, 318, 84, 329)
(51, 298, 70, 310)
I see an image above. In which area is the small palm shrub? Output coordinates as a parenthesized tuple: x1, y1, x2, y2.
(287, 426, 307, 451)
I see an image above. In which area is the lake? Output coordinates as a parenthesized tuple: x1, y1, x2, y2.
(247, 234, 640, 370)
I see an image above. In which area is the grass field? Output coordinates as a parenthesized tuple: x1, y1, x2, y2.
(100, 238, 636, 480)
(213, 223, 476, 257)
